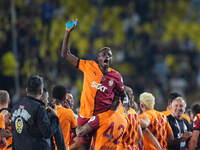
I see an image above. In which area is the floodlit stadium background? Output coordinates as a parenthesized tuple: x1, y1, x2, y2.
(0, 0, 200, 110)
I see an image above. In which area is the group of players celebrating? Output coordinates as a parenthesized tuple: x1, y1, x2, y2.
(60, 20, 200, 150)
(0, 19, 199, 150)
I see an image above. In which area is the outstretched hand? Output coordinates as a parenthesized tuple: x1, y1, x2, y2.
(66, 19, 78, 32)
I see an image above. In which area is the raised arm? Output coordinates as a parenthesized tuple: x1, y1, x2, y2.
(61, 20, 79, 67)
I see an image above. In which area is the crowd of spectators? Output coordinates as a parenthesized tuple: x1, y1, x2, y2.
(0, 0, 200, 110)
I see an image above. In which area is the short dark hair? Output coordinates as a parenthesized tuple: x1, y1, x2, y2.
(52, 85, 67, 102)
(192, 104, 200, 115)
(169, 92, 181, 102)
(27, 75, 44, 95)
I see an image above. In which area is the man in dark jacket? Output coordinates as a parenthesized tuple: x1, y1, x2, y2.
(167, 97, 192, 150)
(11, 75, 59, 150)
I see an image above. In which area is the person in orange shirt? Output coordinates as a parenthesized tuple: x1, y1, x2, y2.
(0, 90, 12, 150)
(139, 92, 174, 150)
(76, 96, 127, 150)
(189, 104, 200, 150)
(61, 19, 126, 150)
(52, 85, 77, 150)
(162, 92, 191, 123)
(62, 91, 80, 150)
(117, 86, 142, 150)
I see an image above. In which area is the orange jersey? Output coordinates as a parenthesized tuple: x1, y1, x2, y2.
(78, 59, 124, 118)
(88, 110, 127, 150)
(2, 137, 12, 150)
(0, 113, 6, 150)
(55, 105, 77, 150)
(6, 127, 12, 150)
(118, 108, 140, 150)
(140, 110, 173, 150)
(162, 110, 191, 123)
(117, 102, 125, 115)
(0, 114, 5, 129)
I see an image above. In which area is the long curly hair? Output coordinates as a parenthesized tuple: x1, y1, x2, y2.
(124, 86, 139, 111)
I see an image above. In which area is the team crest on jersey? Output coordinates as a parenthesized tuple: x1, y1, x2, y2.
(108, 80, 113, 86)
(15, 117, 23, 134)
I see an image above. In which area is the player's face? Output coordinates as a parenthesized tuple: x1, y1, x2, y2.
(97, 49, 112, 71)
(63, 93, 74, 109)
(66, 93, 74, 109)
(172, 98, 186, 119)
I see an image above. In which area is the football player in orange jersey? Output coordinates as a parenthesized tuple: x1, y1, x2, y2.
(61, 19, 126, 150)
(76, 96, 127, 150)
(117, 86, 143, 150)
(139, 92, 174, 150)
(52, 85, 77, 150)
(62, 91, 80, 150)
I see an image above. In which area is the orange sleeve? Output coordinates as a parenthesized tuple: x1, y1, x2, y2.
(0, 114, 5, 129)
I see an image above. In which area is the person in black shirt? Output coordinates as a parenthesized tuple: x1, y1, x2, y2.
(167, 97, 192, 150)
(11, 75, 59, 150)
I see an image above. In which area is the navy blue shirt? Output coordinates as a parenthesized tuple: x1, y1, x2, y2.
(11, 96, 59, 150)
